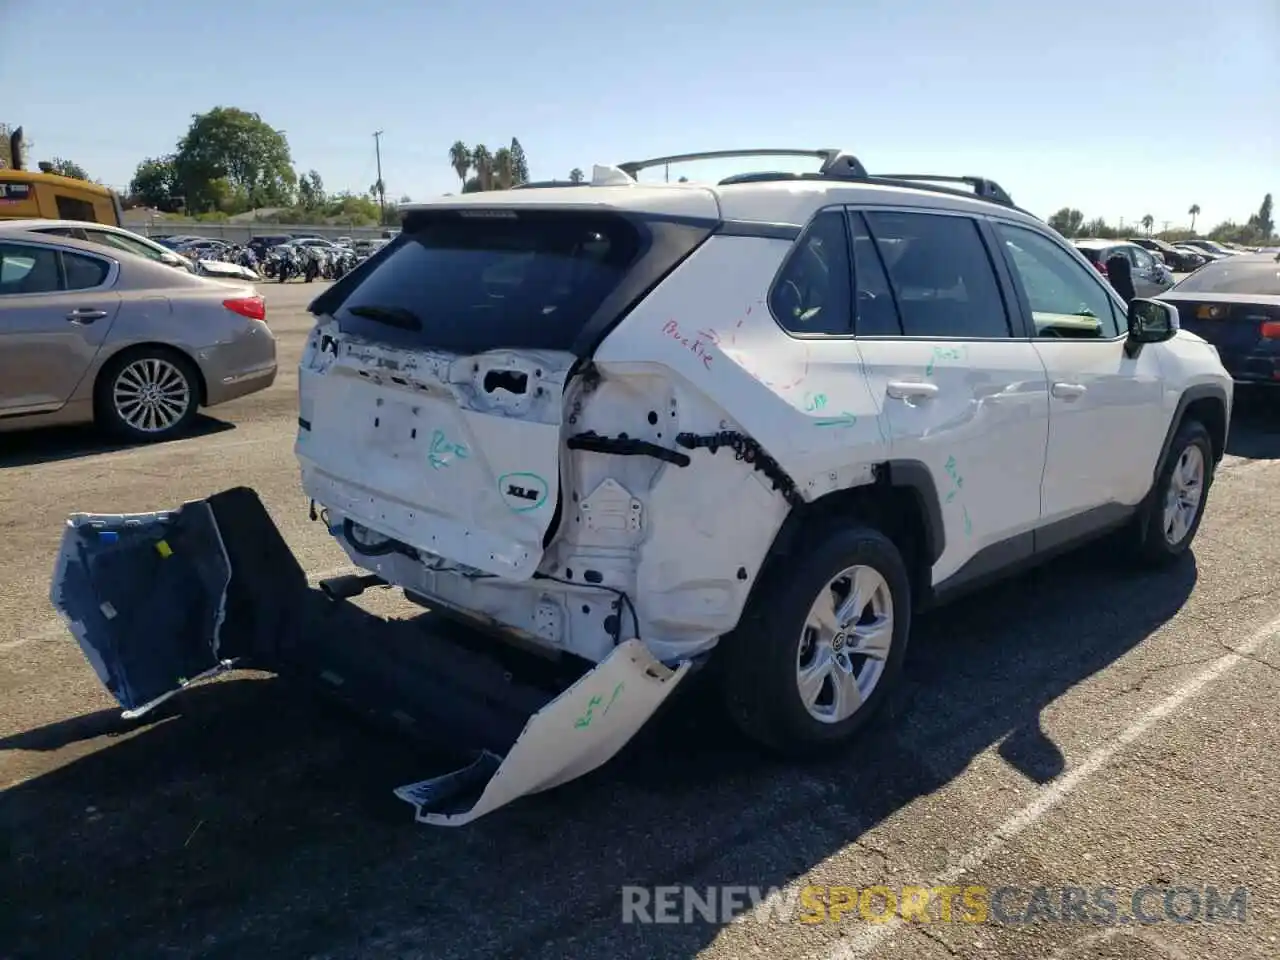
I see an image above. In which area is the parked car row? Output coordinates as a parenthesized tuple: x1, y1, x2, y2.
(1071, 238, 1176, 295)
(151, 232, 387, 261)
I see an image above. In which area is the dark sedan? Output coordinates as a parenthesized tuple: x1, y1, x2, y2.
(1127, 236, 1203, 272)
(1158, 253, 1280, 387)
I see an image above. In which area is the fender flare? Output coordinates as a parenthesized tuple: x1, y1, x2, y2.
(1152, 383, 1230, 481)
(766, 458, 946, 568)
(878, 460, 947, 566)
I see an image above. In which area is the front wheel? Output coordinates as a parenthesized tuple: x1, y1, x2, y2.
(1128, 419, 1214, 564)
(95, 348, 200, 443)
(719, 525, 912, 756)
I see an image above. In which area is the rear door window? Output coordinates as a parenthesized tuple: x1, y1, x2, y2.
(63, 251, 111, 290)
(848, 211, 902, 335)
(330, 210, 644, 353)
(863, 211, 1011, 338)
(0, 242, 61, 294)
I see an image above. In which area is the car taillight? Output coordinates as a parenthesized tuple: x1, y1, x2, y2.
(1261, 321, 1280, 339)
(223, 295, 266, 323)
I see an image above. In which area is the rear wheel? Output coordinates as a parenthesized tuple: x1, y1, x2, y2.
(95, 348, 200, 443)
(720, 524, 911, 756)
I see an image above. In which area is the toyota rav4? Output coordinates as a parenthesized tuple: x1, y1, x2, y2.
(52, 149, 1233, 825)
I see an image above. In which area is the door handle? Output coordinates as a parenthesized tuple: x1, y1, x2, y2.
(66, 308, 108, 324)
(886, 380, 939, 400)
(1051, 382, 1087, 400)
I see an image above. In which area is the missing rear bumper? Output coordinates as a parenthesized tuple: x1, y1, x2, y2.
(48, 486, 691, 825)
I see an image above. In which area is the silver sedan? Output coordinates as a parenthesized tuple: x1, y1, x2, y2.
(0, 227, 277, 442)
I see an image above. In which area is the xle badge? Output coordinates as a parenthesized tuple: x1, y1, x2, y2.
(496, 471, 549, 513)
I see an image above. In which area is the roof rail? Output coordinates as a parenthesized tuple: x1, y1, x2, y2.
(613, 147, 1020, 210)
(873, 174, 1015, 207)
(508, 179, 591, 190)
(617, 148, 868, 179)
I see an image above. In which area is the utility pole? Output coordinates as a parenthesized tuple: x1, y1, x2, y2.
(373, 130, 386, 224)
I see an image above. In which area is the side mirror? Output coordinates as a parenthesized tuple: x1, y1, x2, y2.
(1125, 299, 1178, 356)
(159, 252, 181, 266)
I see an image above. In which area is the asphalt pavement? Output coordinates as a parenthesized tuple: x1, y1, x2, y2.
(2, 281, 1278, 960)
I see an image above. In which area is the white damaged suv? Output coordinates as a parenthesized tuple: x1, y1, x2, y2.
(296, 150, 1231, 781)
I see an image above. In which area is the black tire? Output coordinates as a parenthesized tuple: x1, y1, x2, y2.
(94, 347, 201, 443)
(1128, 419, 1214, 564)
(719, 524, 912, 756)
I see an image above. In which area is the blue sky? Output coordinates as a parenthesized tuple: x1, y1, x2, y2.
(2, 0, 1276, 229)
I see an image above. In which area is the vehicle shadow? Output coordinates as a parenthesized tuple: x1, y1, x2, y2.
(0, 416, 235, 469)
(1227, 388, 1280, 460)
(0, 542, 1198, 960)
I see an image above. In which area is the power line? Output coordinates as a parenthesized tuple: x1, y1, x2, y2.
(373, 130, 385, 224)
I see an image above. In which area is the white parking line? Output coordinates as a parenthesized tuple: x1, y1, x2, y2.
(0, 563, 359, 653)
(810, 607, 1280, 960)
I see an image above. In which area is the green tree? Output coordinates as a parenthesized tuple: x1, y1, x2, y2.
(128, 156, 180, 210)
(1141, 214, 1154, 236)
(1207, 220, 1243, 243)
(49, 157, 90, 180)
(173, 107, 295, 213)
(472, 145, 493, 190)
(1081, 216, 1120, 239)
(568, 167, 585, 184)
(462, 176, 483, 193)
(449, 141, 471, 190)
(1188, 203, 1200, 232)
(509, 138, 529, 185)
(1250, 193, 1274, 239)
(492, 147, 514, 190)
(297, 169, 325, 210)
(1047, 207, 1085, 237)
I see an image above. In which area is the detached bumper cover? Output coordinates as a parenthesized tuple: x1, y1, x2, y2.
(48, 487, 690, 825)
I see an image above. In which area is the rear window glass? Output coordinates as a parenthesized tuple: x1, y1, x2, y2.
(1173, 259, 1280, 296)
(1075, 247, 1103, 263)
(330, 210, 644, 352)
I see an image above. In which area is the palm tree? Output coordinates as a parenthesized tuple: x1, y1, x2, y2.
(492, 147, 514, 190)
(1141, 214, 1154, 236)
(471, 144, 493, 191)
(449, 141, 471, 191)
(568, 167, 585, 184)
(1188, 203, 1200, 232)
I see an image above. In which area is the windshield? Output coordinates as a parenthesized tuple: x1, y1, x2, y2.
(327, 209, 643, 353)
(1173, 258, 1280, 296)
